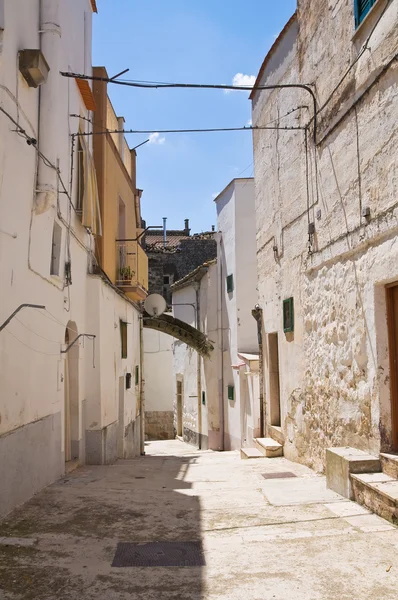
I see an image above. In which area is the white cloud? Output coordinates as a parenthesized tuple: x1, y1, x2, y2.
(224, 73, 256, 94)
(212, 192, 220, 200)
(247, 118, 252, 126)
(232, 73, 256, 87)
(148, 132, 166, 145)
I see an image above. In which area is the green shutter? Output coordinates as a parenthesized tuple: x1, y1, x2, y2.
(228, 385, 234, 401)
(226, 274, 234, 293)
(283, 298, 294, 333)
(355, 0, 376, 27)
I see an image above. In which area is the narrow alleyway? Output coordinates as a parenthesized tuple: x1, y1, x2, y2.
(1, 440, 398, 599)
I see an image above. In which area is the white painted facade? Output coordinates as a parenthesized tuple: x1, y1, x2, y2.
(172, 261, 221, 450)
(143, 327, 175, 440)
(215, 179, 259, 450)
(251, 0, 398, 471)
(171, 179, 259, 451)
(0, 0, 142, 517)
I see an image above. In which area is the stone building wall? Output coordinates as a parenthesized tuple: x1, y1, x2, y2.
(252, 0, 398, 471)
(147, 238, 217, 305)
(145, 411, 174, 440)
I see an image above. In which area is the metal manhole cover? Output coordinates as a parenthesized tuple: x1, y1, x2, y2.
(261, 472, 297, 479)
(112, 541, 206, 567)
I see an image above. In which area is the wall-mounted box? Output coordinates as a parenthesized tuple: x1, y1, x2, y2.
(19, 49, 50, 88)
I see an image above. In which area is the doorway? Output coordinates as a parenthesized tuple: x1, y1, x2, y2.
(176, 379, 183, 437)
(64, 322, 80, 463)
(386, 284, 398, 451)
(268, 333, 281, 427)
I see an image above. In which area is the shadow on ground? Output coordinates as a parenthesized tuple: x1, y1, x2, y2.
(0, 445, 204, 600)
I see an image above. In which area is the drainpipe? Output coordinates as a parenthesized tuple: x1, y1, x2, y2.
(139, 314, 146, 455)
(36, 0, 62, 214)
(252, 305, 265, 438)
(217, 233, 225, 451)
(194, 282, 202, 450)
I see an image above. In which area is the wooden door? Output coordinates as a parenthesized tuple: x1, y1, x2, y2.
(386, 284, 398, 451)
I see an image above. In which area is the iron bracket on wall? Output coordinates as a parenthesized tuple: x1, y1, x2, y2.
(61, 333, 96, 368)
(0, 304, 46, 332)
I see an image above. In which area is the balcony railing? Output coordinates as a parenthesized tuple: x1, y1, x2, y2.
(116, 241, 148, 297)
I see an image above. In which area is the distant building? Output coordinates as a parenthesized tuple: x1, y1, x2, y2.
(143, 220, 216, 441)
(144, 219, 217, 306)
(171, 179, 260, 451)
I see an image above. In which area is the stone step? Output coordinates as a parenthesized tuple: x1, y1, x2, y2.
(254, 437, 283, 458)
(380, 453, 398, 479)
(326, 447, 381, 499)
(240, 447, 264, 460)
(350, 472, 398, 524)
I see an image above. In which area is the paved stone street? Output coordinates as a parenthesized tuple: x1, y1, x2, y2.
(1, 440, 398, 599)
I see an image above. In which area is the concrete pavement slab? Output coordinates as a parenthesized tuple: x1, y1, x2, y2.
(0, 439, 398, 600)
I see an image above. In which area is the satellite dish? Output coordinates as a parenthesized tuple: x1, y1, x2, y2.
(144, 294, 167, 317)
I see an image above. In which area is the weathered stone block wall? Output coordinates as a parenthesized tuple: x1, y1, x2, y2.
(252, 1, 398, 471)
(145, 411, 175, 440)
(147, 238, 217, 304)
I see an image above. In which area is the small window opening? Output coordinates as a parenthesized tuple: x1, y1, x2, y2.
(228, 385, 235, 401)
(226, 274, 234, 293)
(120, 320, 128, 359)
(135, 365, 139, 386)
(50, 221, 62, 276)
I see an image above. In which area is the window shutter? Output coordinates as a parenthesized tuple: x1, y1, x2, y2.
(355, 0, 377, 27)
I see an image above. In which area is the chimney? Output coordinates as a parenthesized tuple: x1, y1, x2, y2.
(184, 219, 190, 235)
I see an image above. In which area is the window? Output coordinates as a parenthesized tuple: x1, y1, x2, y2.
(283, 297, 294, 333)
(50, 221, 62, 276)
(163, 275, 170, 285)
(135, 365, 139, 386)
(226, 274, 234, 293)
(228, 385, 235, 401)
(120, 320, 128, 358)
(202, 391, 206, 406)
(354, 0, 377, 27)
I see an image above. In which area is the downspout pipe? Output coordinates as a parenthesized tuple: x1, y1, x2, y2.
(252, 305, 265, 438)
(37, 0, 62, 214)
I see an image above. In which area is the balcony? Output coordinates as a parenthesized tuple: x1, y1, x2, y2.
(116, 241, 148, 301)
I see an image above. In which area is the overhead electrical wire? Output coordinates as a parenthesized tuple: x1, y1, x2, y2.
(74, 124, 304, 136)
(60, 71, 318, 141)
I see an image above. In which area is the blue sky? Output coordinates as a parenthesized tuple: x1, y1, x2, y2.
(93, 1, 296, 232)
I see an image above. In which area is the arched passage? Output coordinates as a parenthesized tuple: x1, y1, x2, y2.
(143, 313, 214, 357)
(64, 321, 80, 463)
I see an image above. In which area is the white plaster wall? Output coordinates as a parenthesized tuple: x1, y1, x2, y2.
(215, 180, 259, 449)
(0, 0, 96, 447)
(172, 286, 199, 444)
(0, 0, 143, 478)
(172, 264, 220, 449)
(144, 328, 174, 412)
(252, 0, 398, 470)
(235, 179, 258, 352)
